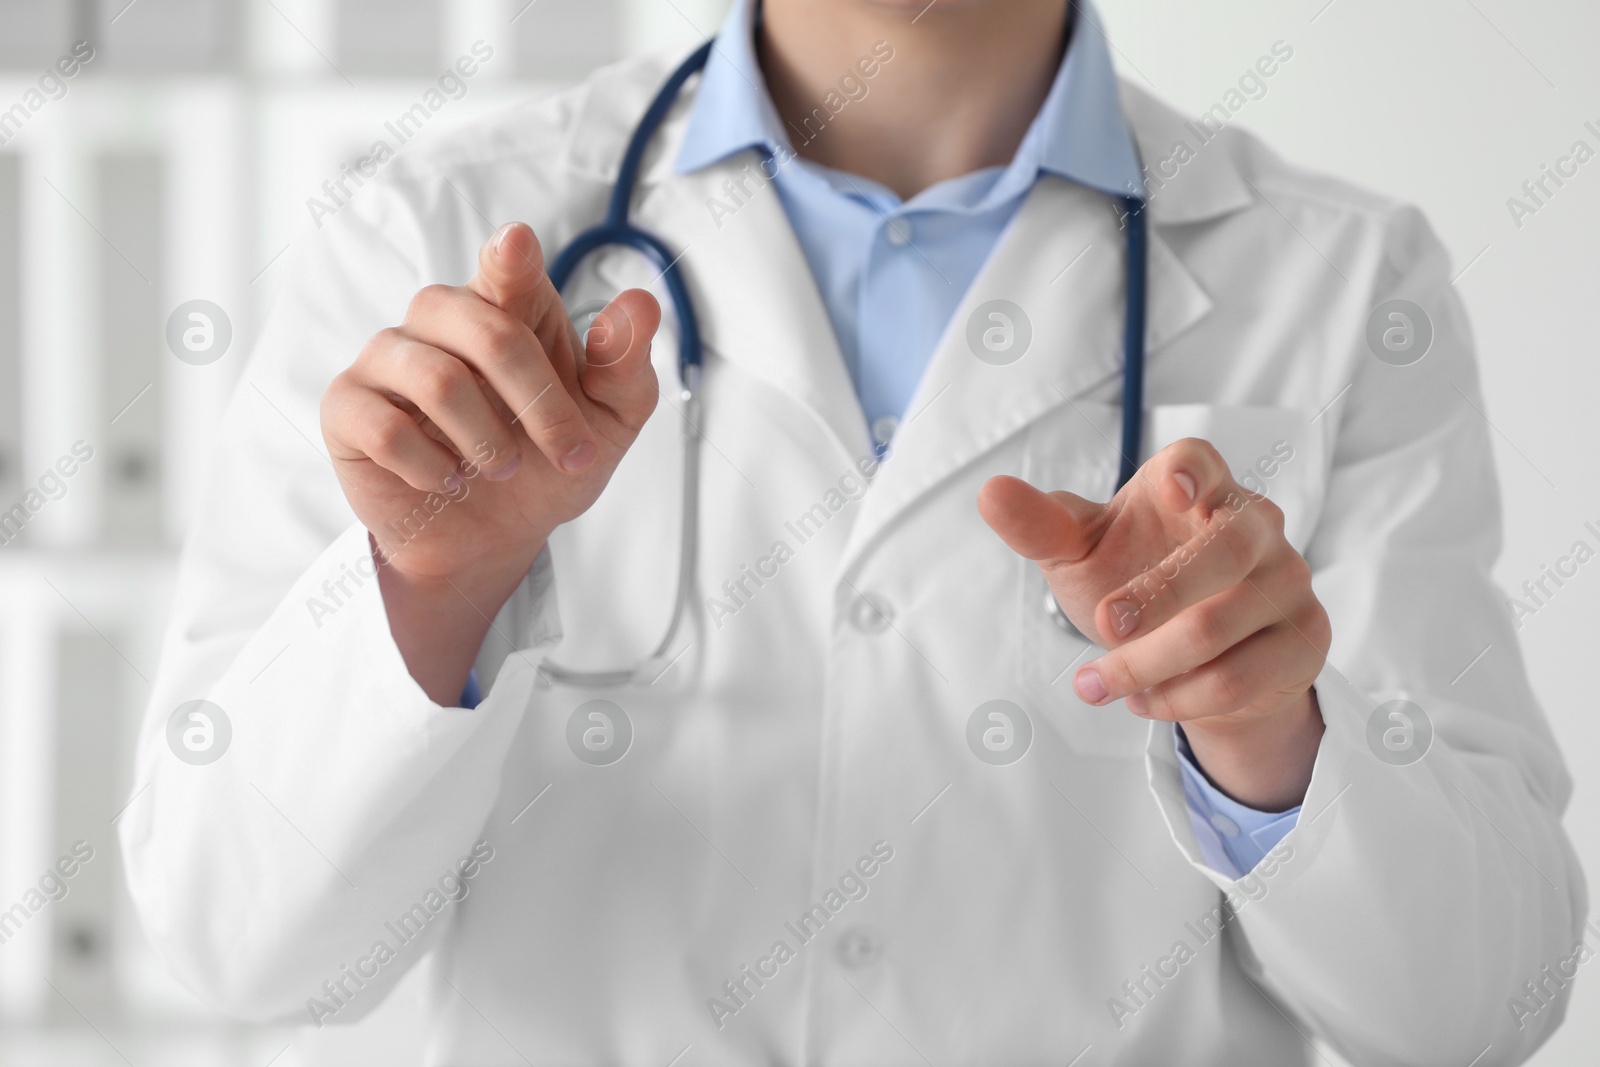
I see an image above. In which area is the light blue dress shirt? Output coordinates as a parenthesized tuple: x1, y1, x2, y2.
(678, 0, 1143, 450)
(471, 0, 1300, 876)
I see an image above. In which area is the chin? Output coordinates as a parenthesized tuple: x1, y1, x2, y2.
(856, 0, 999, 11)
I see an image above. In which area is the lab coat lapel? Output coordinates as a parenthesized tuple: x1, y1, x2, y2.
(620, 151, 873, 465)
(578, 60, 1238, 579)
(838, 175, 1214, 577)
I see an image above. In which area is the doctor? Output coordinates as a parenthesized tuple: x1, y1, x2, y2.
(123, 0, 1583, 1063)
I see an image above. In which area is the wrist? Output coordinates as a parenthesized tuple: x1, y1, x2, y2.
(372, 535, 544, 705)
(378, 538, 545, 611)
(1181, 688, 1325, 812)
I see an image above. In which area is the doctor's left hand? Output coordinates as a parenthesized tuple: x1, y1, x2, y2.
(977, 438, 1330, 812)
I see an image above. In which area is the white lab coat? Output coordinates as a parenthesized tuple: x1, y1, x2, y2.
(121, 47, 1585, 1066)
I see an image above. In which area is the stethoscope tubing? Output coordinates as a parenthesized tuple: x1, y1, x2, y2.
(540, 37, 1146, 682)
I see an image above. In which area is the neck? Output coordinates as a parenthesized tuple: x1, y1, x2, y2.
(757, 0, 1071, 200)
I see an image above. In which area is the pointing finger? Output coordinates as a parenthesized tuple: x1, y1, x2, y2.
(468, 223, 544, 313)
(977, 475, 1104, 564)
(468, 222, 576, 377)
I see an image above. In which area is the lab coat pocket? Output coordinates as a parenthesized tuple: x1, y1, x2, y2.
(1016, 402, 1145, 759)
(1141, 403, 1329, 554)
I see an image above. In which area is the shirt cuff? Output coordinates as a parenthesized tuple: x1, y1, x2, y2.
(459, 669, 483, 709)
(1174, 725, 1301, 878)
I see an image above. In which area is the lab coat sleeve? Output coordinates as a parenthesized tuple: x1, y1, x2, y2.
(1143, 205, 1586, 1065)
(117, 174, 563, 1023)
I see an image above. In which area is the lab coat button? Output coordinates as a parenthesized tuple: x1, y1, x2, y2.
(836, 926, 882, 968)
(885, 218, 912, 246)
(870, 414, 899, 448)
(847, 593, 894, 633)
(1209, 812, 1240, 838)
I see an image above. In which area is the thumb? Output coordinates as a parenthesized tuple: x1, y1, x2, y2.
(580, 288, 662, 429)
(977, 475, 1104, 564)
(467, 222, 561, 328)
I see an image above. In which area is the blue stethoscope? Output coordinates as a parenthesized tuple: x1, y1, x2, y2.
(537, 39, 1147, 686)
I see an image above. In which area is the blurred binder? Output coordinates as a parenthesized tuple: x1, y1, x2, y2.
(515, 0, 623, 81)
(96, 151, 165, 548)
(47, 627, 124, 1021)
(335, 0, 443, 76)
(0, 154, 19, 524)
(0, 0, 80, 70)
(93, 0, 238, 74)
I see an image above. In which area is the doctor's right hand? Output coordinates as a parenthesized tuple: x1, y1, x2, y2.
(320, 222, 661, 703)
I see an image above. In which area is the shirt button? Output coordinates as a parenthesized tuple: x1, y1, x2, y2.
(1209, 812, 1240, 838)
(836, 926, 883, 968)
(870, 414, 899, 448)
(884, 218, 912, 247)
(847, 592, 894, 634)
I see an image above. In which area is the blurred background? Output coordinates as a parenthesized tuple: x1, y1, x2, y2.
(0, 0, 1594, 1063)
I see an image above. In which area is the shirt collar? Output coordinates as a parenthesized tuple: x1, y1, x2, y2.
(674, 0, 1145, 202)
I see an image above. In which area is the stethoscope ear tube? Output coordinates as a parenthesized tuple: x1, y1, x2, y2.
(1116, 194, 1147, 492)
(1049, 195, 1146, 640)
(538, 43, 716, 689)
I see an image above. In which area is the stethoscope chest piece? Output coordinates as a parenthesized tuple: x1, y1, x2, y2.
(1045, 589, 1085, 639)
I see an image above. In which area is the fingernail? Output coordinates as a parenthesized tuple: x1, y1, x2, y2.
(443, 473, 463, 493)
(559, 441, 596, 473)
(1110, 599, 1140, 637)
(485, 453, 521, 482)
(1125, 690, 1152, 717)
(588, 312, 611, 351)
(493, 223, 514, 255)
(1173, 471, 1196, 504)
(1075, 667, 1109, 704)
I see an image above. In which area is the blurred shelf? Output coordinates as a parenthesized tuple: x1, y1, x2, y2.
(0, 1023, 289, 1067)
(0, 546, 178, 569)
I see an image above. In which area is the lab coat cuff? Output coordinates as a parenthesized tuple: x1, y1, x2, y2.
(1145, 670, 1362, 891)
(135, 522, 555, 976)
(471, 542, 563, 697)
(194, 521, 543, 838)
(1173, 726, 1301, 879)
